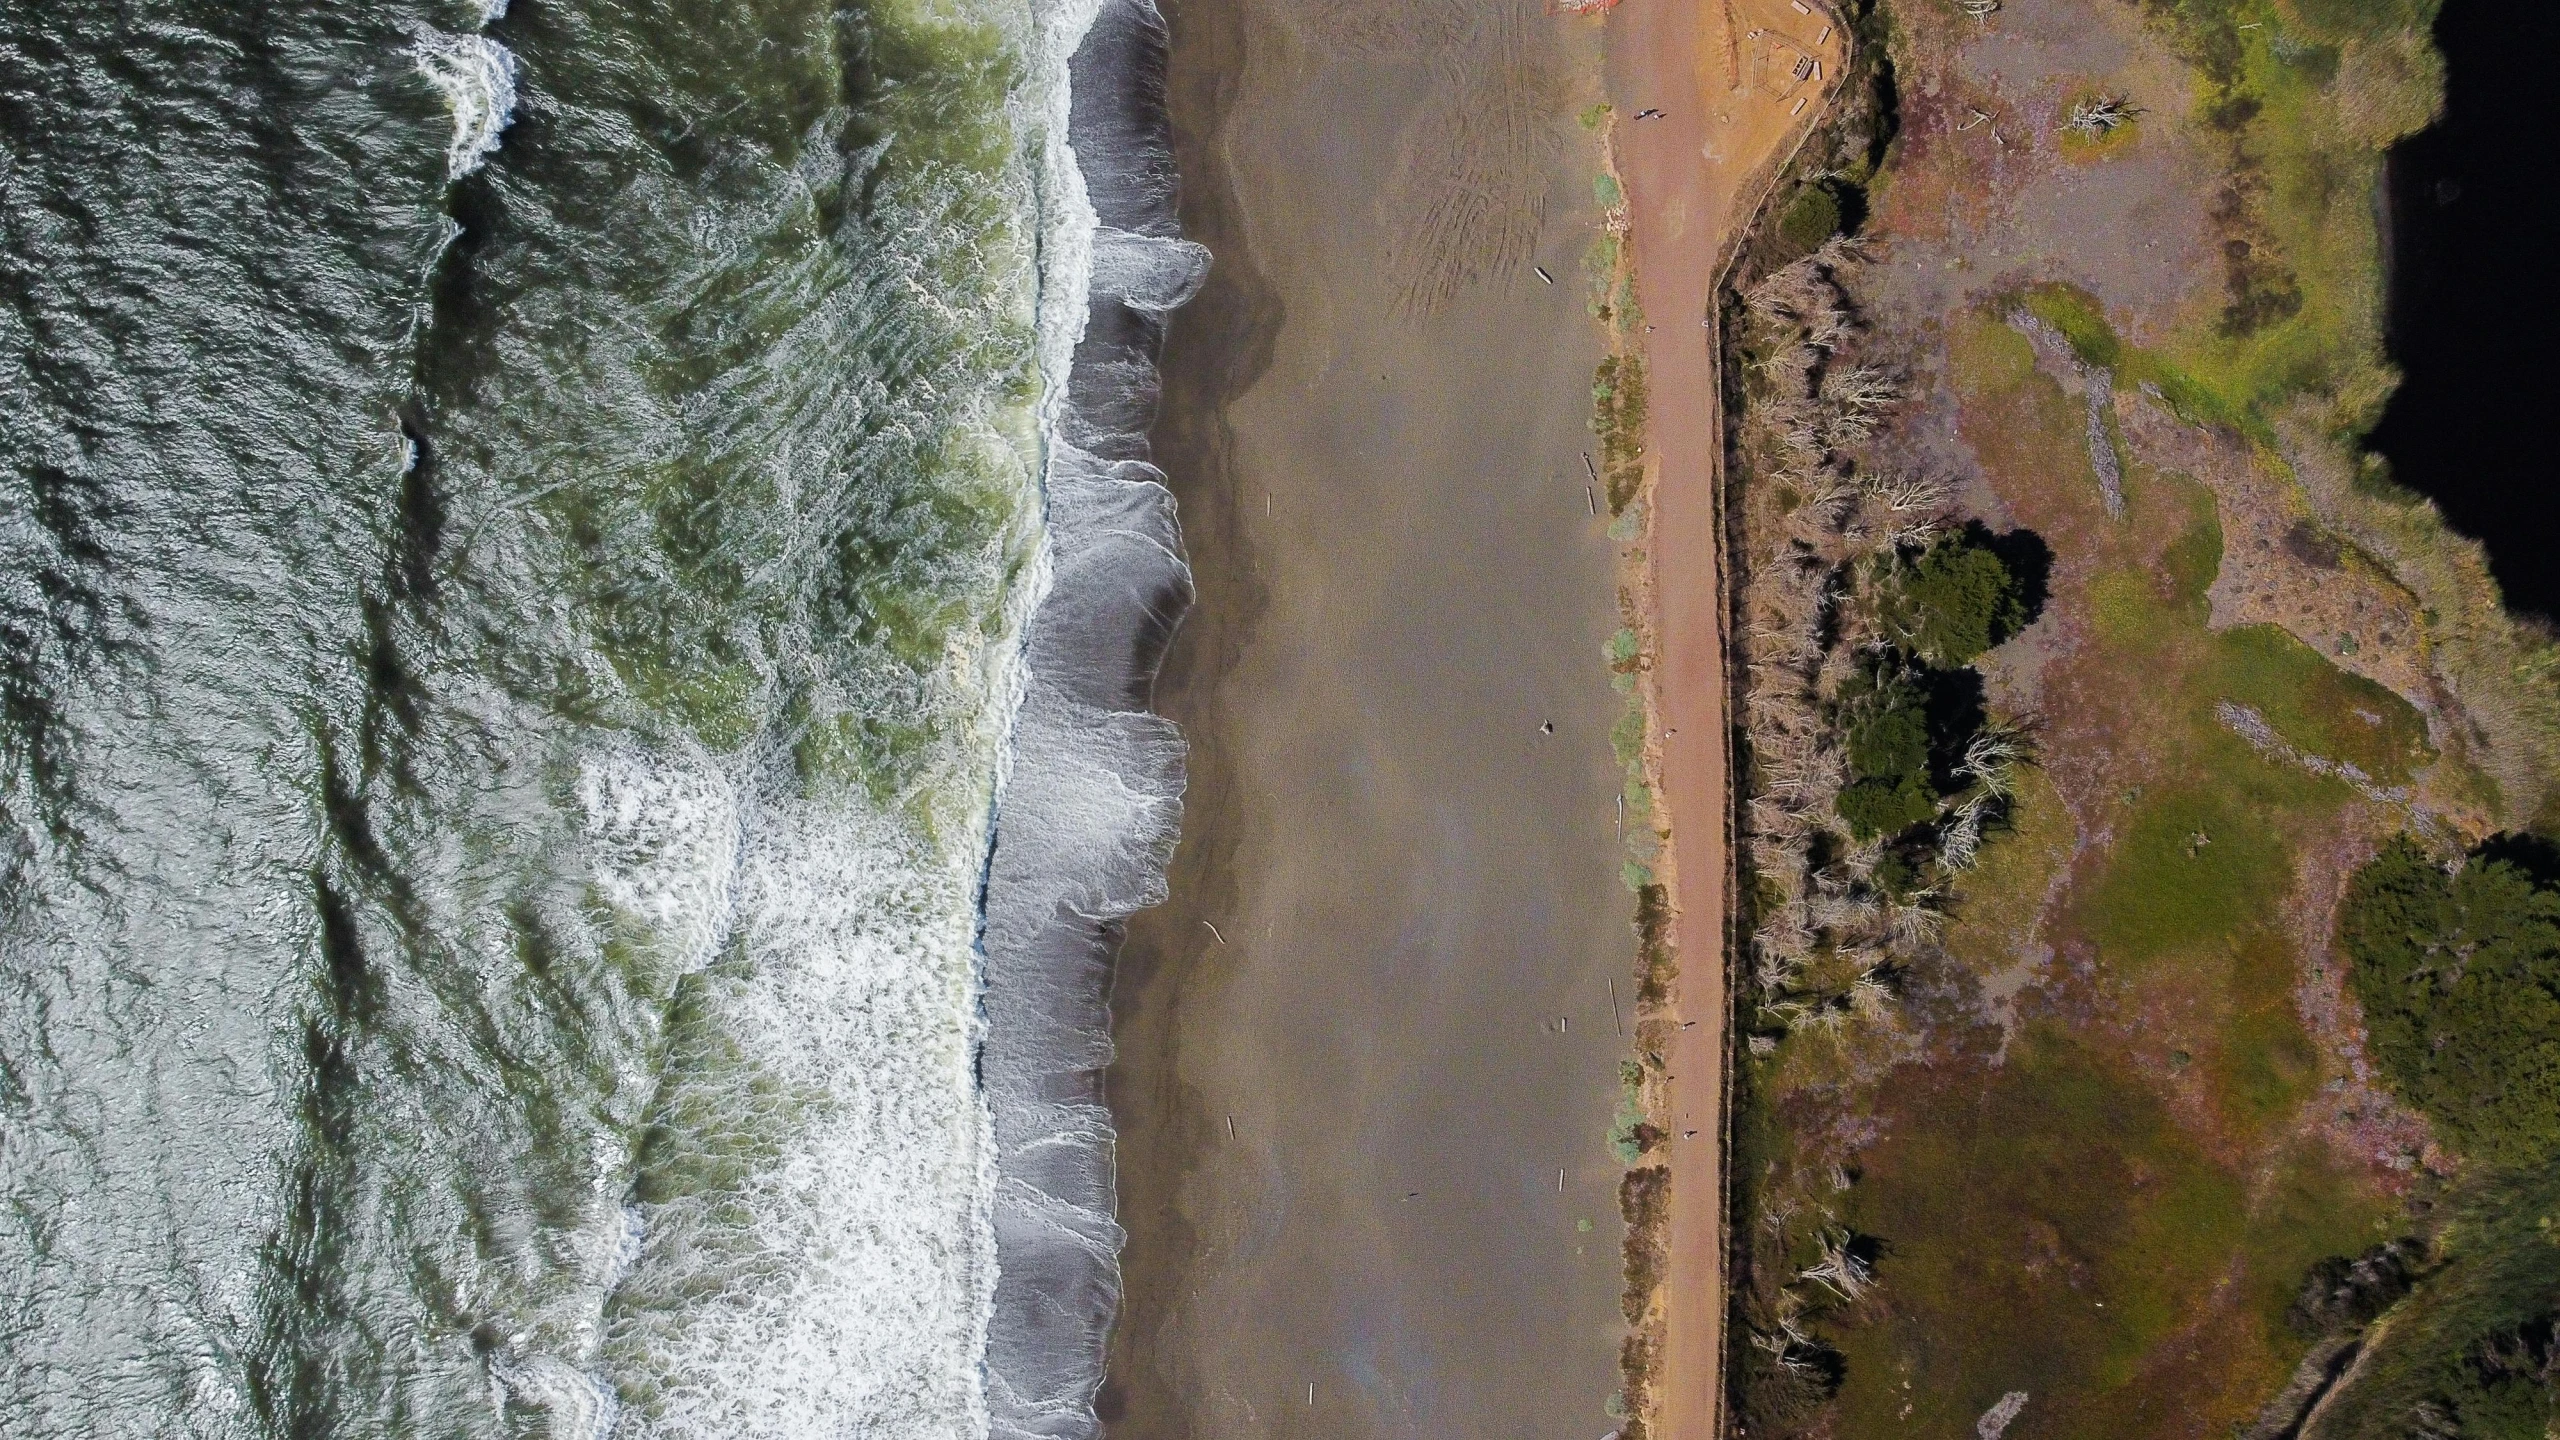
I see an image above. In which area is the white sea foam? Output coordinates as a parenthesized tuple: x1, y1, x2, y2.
(413, 31, 518, 179)
(597, 794, 1002, 1439)
(976, 0, 1204, 1433)
(523, 1, 1201, 1431)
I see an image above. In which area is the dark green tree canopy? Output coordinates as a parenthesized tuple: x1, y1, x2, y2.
(1883, 532, 2033, 666)
(1835, 670, 1940, 841)
(2340, 836, 2560, 1168)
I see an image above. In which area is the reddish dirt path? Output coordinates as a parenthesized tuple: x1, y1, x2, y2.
(1604, 3, 1842, 1436)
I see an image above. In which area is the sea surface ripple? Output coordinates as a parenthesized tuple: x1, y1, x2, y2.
(0, 0, 1190, 1433)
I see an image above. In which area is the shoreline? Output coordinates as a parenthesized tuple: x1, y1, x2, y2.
(1599, 2, 1847, 1436)
(977, 0, 1206, 1430)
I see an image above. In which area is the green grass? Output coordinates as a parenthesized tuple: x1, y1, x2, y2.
(2016, 282, 2252, 436)
(1834, 1027, 2250, 1432)
(2077, 763, 2295, 967)
(2202, 623, 2433, 783)
(2210, 929, 2323, 1137)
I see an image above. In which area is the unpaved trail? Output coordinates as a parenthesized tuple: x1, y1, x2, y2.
(1604, 2, 1843, 1436)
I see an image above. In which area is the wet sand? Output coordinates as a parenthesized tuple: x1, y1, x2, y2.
(1604, 3, 1843, 1436)
(1104, 0, 1635, 1435)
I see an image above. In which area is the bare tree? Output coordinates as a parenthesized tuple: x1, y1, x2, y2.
(1801, 1227, 1875, 1302)
(1824, 364, 1905, 414)
(2064, 96, 2138, 137)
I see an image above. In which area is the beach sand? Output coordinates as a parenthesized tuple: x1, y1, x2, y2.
(1603, 3, 1842, 1436)
(1104, 0, 1637, 1434)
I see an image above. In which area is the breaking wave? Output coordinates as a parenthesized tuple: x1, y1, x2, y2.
(0, 0, 1194, 1432)
(980, 0, 1204, 1433)
(412, 29, 518, 179)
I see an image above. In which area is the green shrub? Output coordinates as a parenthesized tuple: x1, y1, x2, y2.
(1839, 777, 1938, 840)
(1847, 703, 1929, 783)
(1775, 183, 1842, 258)
(1882, 534, 2031, 665)
(2340, 836, 2560, 1167)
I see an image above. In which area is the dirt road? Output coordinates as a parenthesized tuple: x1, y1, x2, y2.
(1604, 2, 1843, 1436)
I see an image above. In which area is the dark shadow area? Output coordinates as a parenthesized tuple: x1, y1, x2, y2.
(2476, 830, 2560, 887)
(1978, 522, 2052, 633)
(1920, 663, 1988, 790)
(2368, 0, 2560, 619)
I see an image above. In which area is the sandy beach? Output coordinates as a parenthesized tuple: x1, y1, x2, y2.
(1104, 0, 1636, 1434)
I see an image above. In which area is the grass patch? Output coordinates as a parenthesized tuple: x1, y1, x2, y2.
(2202, 623, 2433, 783)
(1592, 353, 1649, 515)
(1833, 1027, 2250, 1433)
(2077, 765, 2295, 967)
(1943, 764, 2076, 967)
(2207, 928, 2323, 1139)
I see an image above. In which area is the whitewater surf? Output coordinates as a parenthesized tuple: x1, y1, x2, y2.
(0, 0, 1193, 1434)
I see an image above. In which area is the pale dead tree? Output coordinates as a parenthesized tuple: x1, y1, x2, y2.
(1786, 493, 1859, 550)
(1802, 1227, 1875, 1302)
(1824, 364, 1905, 414)
(1752, 846, 1812, 892)
(1814, 644, 1868, 699)
(1748, 1318, 1825, 1379)
(1760, 752, 1845, 802)
(1745, 260, 1831, 326)
(1749, 628, 1824, 675)
(1750, 797, 1815, 841)
(1799, 997, 1854, 1030)
(1749, 689, 1816, 730)
(1756, 955, 1807, 997)
(1959, 720, 2036, 797)
(1887, 895, 1945, 952)
(1833, 943, 1889, 980)
(1958, 0, 1999, 19)
(1938, 799, 1987, 871)
(1748, 1332, 1820, 1379)
(1779, 419, 1830, 470)
(1754, 338, 1818, 380)
(1817, 840, 1882, 892)
(1748, 824, 1804, 860)
(1762, 995, 1815, 1025)
(1880, 472, 1954, 514)
(2064, 96, 2138, 136)
(1802, 304, 1857, 353)
(1809, 889, 1885, 938)
(1826, 406, 1882, 446)
(1746, 666, 1818, 707)
(1886, 515, 1943, 551)
(1849, 969, 1897, 1017)
(1810, 233, 1870, 270)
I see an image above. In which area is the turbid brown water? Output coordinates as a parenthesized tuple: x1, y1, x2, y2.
(1102, 0, 1636, 1434)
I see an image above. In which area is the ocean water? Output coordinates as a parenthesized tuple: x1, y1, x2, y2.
(0, 0, 1194, 1435)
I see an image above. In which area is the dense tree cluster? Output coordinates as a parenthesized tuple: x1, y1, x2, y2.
(2341, 837, 2560, 1168)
